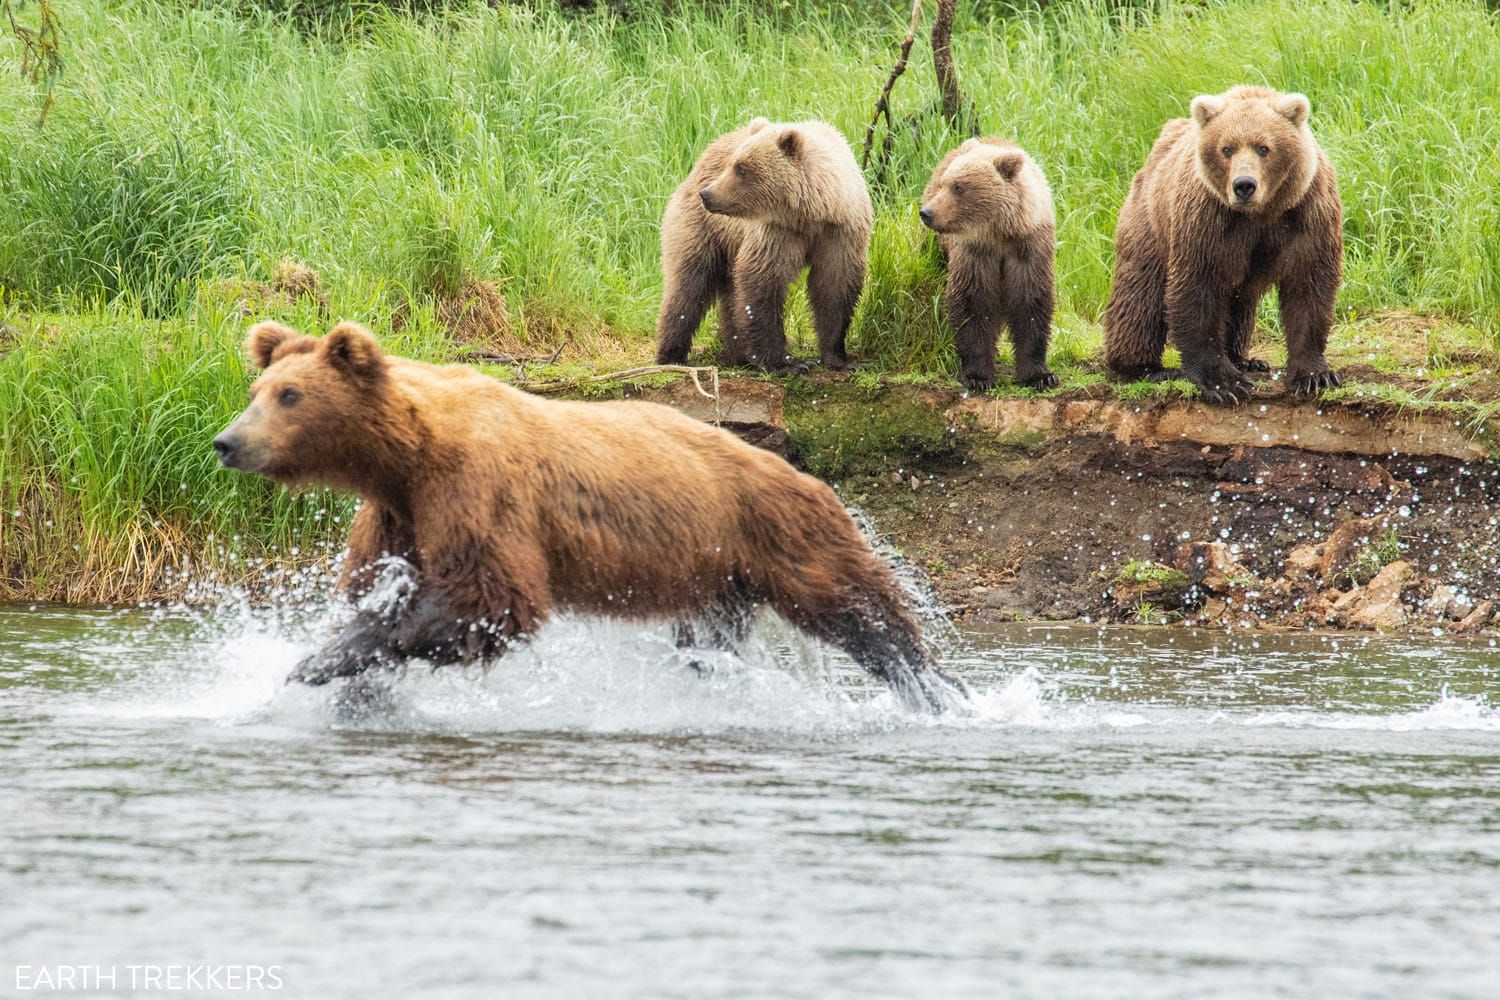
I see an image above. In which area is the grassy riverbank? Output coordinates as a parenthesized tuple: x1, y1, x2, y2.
(2, 0, 1499, 600)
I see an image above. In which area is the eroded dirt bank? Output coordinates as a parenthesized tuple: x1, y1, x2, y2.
(677, 378, 1500, 636)
(851, 435, 1500, 633)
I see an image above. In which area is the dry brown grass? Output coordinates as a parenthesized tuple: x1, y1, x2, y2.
(204, 259, 329, 317)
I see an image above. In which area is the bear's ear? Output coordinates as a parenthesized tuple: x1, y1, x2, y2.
(995, 152, 1024, 181)
(777, 128, 802, 158)
(747, 116, 770, 133)
(246, 321, 313, 370)
(320, 321, 385, 380)
(1190, 94, 1226, 128)
(1274, 92, 1310, 128)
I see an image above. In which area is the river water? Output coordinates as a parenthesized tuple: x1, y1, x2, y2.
(2, 602, 1497, 998)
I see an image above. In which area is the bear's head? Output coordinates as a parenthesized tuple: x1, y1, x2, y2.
(213, 321, 389, 489)
(920, 140, 1048, 242)
(699, 118, 814, 226)
(1190, 86, 1318, 213)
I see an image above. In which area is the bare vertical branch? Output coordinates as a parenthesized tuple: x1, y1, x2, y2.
(861, 0, 924, 175)
(931, 0, 964, 128)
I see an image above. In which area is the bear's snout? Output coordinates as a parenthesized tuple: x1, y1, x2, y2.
(1232, 176, 1258, 203)
(213, 431, 243, 467)
(918, 206, 936, 228)
(699, 187, 721, 213)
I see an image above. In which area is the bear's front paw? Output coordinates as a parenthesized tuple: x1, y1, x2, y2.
(820, 353, 859, 372)
(960, 371, 996, 393)
(286, 654, 344, 687)
(1186, 362, 1254, 405)
(1232, 355, 1271, 374)
(1018, 369, 1060, 391)
(1286, 367, 1342, 398)
(764, 356, 812, 375)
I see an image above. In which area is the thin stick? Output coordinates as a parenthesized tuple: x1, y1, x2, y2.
(861, 0, 925, 173)
(521, 364, 722, 402)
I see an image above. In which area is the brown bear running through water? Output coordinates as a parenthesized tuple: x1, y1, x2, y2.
(1102, 86, 1344, 404)
(654, 117, 873, 373)
(213, 321, 967, 713)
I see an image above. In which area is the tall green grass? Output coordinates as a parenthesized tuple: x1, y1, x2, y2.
(1, 0, 1498, 598)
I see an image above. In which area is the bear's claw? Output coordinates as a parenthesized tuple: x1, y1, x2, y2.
(764, 356, 812, 375)
(1185, 362, 1254, 405)
(960, 372, 996, 392)
(1019, 370, 1060, 391)
(1287, 368, 1342, 398)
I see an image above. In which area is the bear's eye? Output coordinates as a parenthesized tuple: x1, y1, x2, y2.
(733, 163, 747, 179)
(1221, 145, 1234, 158)
(277, 387, 301, 407)
(1255, 144, 1270, 157)
(951, 182, 965, 197)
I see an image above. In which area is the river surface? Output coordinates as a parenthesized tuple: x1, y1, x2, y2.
(2, 602, 1498, 998)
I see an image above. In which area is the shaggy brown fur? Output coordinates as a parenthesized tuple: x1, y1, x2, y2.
(655, 117, 873, 373)
(214, 321, 965, 712)
(1102, 86, 1343, 404)
(921, 137, 1056, 391)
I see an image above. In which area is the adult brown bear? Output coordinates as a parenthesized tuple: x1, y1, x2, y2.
(654, 117, 873, 373)
(1102, 86, 1343, 404)
(213, 321, 966, 713)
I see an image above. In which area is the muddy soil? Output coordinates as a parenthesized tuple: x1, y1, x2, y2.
(843, 435, 1500, 632)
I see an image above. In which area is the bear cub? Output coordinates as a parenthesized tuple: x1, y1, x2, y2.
(655, 117, 873, 373)
(1102, 85, 1344, 404)
(921, 137, 1057, 392)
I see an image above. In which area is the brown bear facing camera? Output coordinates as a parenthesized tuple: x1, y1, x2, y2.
(1102, 86, 1343, 404)
(213, 321, 966, 713)
(921, 137, 1057, 391)
(654, 117, 873, 373)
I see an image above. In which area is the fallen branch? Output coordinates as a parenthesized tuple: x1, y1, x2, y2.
(462, 338, 569, 381)
(860, 0, 925, 180)
(521, 364, 722, 404)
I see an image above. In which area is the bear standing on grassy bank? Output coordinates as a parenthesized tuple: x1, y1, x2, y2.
(213, 321, 965, 713)
(920, 137, 1057, 391)
(655, 117, 873, 373)
(1103, 86, 1343, 404)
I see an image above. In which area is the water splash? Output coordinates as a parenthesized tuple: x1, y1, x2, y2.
(1240, 688, 1499, 731)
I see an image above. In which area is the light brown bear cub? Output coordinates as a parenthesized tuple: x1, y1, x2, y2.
(655, 117, 873, 373)
(214, 321, 966, 713)
(921, 137, 1057, 391)
(1103, 85, 1343, 404)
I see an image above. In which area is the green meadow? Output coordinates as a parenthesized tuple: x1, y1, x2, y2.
(2, 0, 1499, 600)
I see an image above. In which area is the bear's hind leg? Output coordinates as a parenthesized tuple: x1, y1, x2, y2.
(772, 584, 968, 714)
(1003, 238, 1058, 390)
(1227, 288, 1271, 374)
(714, 272, 754, 366)
(946, 254, 1004, 392)
(656, 245, 723, 366)
(1102, 240, 1170, 380)
(732, 232, 809, 373)
(807, 238, 866, 371)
